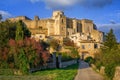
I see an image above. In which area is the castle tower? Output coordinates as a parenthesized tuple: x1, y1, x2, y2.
(52, 11, 67, 37)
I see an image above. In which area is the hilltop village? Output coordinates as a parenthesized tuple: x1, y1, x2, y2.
(8, 11, 104, 59)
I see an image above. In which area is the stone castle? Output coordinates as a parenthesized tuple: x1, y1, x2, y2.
(8, 11, 104, 59)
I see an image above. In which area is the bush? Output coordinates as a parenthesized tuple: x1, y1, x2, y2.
(95, 61, 102, 70)
(56, 52, 74, 62)
(0, 69, 14, 75)
(84, 57, 95, 65)
(105, 63, 116, 80)
(62, 53, 73, 62)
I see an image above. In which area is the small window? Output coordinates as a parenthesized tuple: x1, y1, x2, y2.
(61, 19, 64, 24)
(82, 45, 85, 49)
(40, 35, 42, 38)
(39, 26, 42, 29)
(94, 44, 98, 49)
(68, 32, 69, 35)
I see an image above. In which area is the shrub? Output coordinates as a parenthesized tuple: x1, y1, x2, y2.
(84, 57, 95, 65)
(105, 63, 116, 80)
(62, 53, 73, 62)
(0, 69, 14, 75)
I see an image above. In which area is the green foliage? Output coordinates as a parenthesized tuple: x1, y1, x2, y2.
(15, 20, 31, 40)
(105, 63, 116, 80)
(84, 57, 95, 65)
(33, 63, 79, 80)
(0, 69, 14, 75)
(49, 39, 60, 51)
(0, 21, 10, 48)
(61, 52, 73, 61)
(0, 64, 78, 80)
(0, 20, 31, 48)
(65, 46, 79, 59)
(94, 29, 120, 80)
(7, 38, 50, 74)
(70, 47, 79, 58)
(0, 61, 9, 69)
(104, 29, 118, 49)
(15, 21, 24, 41)
(0, 20, 49, 74)
(57, 47, 79, 61)
(18, 48, 28, 74)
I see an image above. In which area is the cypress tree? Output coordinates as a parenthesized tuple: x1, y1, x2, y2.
(15, 21, 23, 41)
(0, 14, 2, 21)
(104, 29, 117, 49)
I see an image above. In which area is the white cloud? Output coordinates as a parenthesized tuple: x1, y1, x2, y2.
(97, 23, 120, 41)
(30, 0, 40, 3)
(97, 23, 120, 30)
(0, 10, 12, 20)
(30, 0, 112, 10)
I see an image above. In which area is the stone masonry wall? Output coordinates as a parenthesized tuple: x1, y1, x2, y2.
(113, 67, 120, 80)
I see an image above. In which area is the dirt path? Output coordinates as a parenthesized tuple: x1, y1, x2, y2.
(74, 61, 104, 80)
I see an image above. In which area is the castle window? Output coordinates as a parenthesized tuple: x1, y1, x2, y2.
(94, 44, 98, 49)
(40, 35, 42, 38)
(39, 26, 42, 29)
(82, 45, 85, 49)
(67, 32, 69, 35)
(61, 19, 64, 24)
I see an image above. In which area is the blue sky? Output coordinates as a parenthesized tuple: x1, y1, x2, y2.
(0, 0, 120, 41)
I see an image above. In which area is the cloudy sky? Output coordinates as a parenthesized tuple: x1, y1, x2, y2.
(0, 0, 120, 41)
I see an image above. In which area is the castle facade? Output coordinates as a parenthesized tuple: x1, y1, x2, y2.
(8, 11, 104, 59)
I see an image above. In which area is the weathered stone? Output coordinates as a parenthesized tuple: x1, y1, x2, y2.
(100, 66, 105, 75)
(91, 64, 96, 69)
(113, 67, 120, 80)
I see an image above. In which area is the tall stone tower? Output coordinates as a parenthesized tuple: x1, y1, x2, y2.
(52, 11, 67, 37)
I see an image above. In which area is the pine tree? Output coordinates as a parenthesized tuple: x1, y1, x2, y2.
(0, 14, 2, 21)
(104, 29, 117, 49)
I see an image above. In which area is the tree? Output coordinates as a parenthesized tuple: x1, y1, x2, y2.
(0, 14, 2, 21)
(0, 21, 10, 48)
(94, 29, 120, 80)
(49, 39, 60, 51)
(104, 29, 118, 49)
(15, 21, 24, 41)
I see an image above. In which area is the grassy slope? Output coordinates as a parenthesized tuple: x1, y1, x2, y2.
(0, 64, 78, 80)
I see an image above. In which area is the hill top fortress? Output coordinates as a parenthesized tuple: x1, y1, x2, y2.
(8, 11, 104, 59)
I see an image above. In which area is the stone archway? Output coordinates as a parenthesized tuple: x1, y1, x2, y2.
(81, 51, 89, 60)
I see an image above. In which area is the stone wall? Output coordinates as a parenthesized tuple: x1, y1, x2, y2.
(57, 54, 77, 68)
(113, 67, 120, 80)
(91, 64, 120, 80)
(60, 60, 77, 68)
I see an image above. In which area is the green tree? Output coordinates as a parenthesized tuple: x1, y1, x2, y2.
(15, 21, 24, 41)
(49, 39, 60, 51)
(95, 29, 120, 80)
(104, 29, 118, 49)
(0, 14, 2, 21)
(18, 48, 28, 74)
